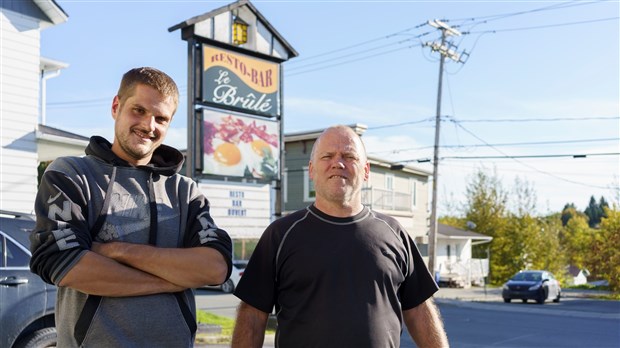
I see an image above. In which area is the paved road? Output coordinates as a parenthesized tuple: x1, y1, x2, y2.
(421, 300, 620, 348)
(195, 287, 619, 347)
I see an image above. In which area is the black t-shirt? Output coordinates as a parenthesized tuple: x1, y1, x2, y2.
(234, 205, 438, 347)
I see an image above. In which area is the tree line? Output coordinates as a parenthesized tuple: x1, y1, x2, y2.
(439, 169, 619, 292)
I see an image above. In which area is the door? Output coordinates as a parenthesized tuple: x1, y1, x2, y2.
(0, 231, 48, 347)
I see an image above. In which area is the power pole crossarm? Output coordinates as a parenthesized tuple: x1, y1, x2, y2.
(428, 19, 461, 36)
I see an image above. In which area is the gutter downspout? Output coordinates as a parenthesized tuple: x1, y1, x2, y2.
(40, 69, 62, 126)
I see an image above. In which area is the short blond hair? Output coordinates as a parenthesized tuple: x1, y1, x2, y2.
(116, 67, 179, 112)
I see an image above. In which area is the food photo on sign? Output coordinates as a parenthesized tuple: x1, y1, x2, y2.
(202, 109, 279, 180)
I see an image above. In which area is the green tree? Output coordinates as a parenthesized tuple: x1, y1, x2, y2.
(491, 215, 528, 282)
(561, 214, 591, 269)
(511, 176, 537, 217)
(587, 207, 620, 291)
(529, 216, 567, 283)
(561, 203, 577, 226)
(463, 169, 508, 282)
(584, 195, 609, 228)
(600, 196, 610, 218)
(464, 169, 508, 239)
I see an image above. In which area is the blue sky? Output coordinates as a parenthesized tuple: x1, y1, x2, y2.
(40, 0, 619, 215)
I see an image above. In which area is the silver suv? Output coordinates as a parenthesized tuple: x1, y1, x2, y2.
(0, 210, 57, 347)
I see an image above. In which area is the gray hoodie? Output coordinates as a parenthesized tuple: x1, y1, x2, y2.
(30, 136, 232, 347)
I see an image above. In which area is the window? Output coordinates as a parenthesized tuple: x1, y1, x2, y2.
(303, 166, 315, 202)
(282, 167, 288, 203)
(1, 235, 30, 268)
(385, 174, 394, 190)
(410, 178, 417, 209)
(417, 243, 428, 257)
(384, 174, 394, 208)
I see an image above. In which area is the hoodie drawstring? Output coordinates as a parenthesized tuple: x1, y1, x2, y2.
(148, 172, 158, 246)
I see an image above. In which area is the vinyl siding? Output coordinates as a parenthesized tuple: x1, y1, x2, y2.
(1, 9, 42, 213)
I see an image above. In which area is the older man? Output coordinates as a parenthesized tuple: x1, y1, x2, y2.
(232, 125, 448, 347)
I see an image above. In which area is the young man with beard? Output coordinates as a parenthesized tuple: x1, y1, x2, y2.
(30, 67, 232, 347)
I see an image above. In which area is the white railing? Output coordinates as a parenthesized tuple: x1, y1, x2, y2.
(440, 258, 489, 287)
(361, 187, 412, 212)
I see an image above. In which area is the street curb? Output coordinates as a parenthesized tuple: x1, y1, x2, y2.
(435, 298, 620, 320)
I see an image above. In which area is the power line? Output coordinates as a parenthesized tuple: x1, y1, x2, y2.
(285, 21, 428, 65)
(283, 0, 606, 72)
(448, 122, 613, 189)
(286, 43, 423, 77)
(365, 115, 619, 131)
(48, 89, 189, 109)
(455, 116, 620, 123)
(368, 137, 620, 155)
(440, 152, 619, 160)
(448, 0, 606, 25)
(396, 152, 620, 164)
(285, 36, 421, 73)
(367, 117, 434, 130)
(283, 5, 616, 77)
(463, 16, 618, 35)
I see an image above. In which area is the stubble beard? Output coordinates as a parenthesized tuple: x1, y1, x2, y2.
(118, 128, 159, 163)
(319, 180, 360, 207)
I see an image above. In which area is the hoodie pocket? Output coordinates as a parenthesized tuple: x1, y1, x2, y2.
(77, 293, 194, 348)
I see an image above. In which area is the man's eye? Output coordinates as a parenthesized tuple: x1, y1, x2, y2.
(133, 107, 145, 114)
(156, 116, 169, 124)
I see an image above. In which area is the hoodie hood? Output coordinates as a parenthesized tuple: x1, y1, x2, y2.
(85, 136, 184, 176)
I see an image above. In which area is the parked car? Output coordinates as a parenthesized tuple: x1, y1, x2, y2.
(502, 270, 561, 304)
(0, 210, 57, 347)
(204, 263, 244, 293)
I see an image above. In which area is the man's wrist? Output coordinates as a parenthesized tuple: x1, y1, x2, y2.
(92, 241, 128, 261)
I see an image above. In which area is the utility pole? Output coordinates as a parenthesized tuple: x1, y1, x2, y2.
(425, 19, 463, 278)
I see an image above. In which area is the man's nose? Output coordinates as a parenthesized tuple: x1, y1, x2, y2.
(331, 157, 345, 168)
(142, 115, 156, 131)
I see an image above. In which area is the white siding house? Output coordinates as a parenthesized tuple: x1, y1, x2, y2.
(0, 0, 67, 213)
(436, 224, 492, 288)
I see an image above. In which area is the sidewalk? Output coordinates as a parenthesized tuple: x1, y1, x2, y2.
(433, 285, 613, 302)
(435, 286, 502, 301)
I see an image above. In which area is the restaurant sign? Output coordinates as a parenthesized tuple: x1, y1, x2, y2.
(202, 45, 280, 118)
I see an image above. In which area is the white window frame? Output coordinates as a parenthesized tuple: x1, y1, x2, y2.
(283, 167, 288, 203)
(410, 178, 417, 209)
(385, 173, 394, 191)
(303, 166, 316, 202)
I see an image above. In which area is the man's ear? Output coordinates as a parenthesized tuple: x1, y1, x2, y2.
(111, 96, 120, 120)
(364, 161, 370, 181)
